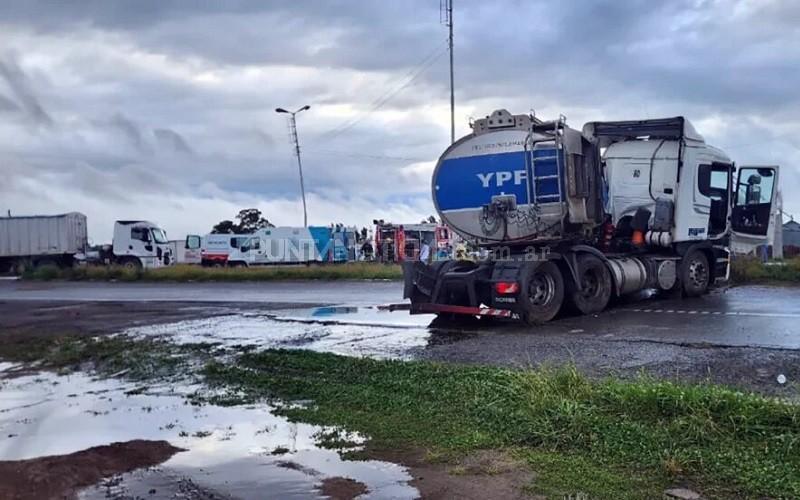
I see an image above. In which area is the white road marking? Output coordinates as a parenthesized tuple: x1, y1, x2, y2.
(622, 308, 800, 319)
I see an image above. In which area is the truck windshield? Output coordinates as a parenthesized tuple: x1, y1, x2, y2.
(151, 228, 168, 244)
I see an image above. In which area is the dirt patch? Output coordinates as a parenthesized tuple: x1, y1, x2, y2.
(318, 476, 369, 499)
(0, 439, 183, 500)
(368, 448, 536, 500)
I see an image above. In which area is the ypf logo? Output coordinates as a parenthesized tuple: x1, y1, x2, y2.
(477, 170, 527, 188)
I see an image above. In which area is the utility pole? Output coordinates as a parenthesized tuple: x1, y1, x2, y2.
(442, 0, 454, 144)
(275, 105, 311, 227)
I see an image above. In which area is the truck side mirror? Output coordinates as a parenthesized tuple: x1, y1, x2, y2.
(240, 245, 250, 253)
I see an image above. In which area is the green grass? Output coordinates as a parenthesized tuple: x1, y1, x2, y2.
(23, 262, 403, 282)
(731, 256, 800, 284)
(0, 334, 218, 379)
(200, 350, 800, 499)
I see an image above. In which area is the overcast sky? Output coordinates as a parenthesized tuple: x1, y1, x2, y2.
(1, 0, 798, 242)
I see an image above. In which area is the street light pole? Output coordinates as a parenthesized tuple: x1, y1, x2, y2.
(276, 105, 310, 227)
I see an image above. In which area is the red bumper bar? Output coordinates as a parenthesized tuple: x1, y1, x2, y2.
(413, 303, 513, 318)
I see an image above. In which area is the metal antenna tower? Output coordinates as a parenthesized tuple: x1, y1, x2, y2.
(275, 105, 311, 227)
(441, 0, 454, 144)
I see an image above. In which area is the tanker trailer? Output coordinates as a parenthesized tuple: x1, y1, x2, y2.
(401, 110, 779, 324)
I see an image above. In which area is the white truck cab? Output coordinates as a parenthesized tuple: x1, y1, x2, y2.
(112, 220, 174, 269)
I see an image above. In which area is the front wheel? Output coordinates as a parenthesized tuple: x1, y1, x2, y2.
(566, 254, 613, 315)
(120, 257, 142, 270)
(681, 250, 710, 297)
(520, 261, 564, 325)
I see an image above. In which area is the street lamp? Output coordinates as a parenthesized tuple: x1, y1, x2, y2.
(275, 105, 311, 227)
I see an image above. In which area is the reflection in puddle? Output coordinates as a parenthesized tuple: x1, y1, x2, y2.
(0, 368, 417, 499)
(123, 308, 438, 360)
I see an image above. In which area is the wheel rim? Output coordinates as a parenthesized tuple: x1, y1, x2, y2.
(687, 259, 708, 288)
(528, 271, 556, 306)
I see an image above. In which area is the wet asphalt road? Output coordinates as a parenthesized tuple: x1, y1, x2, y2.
(0, 279, 402, 306)
(2, 279, 800, 394)
(1, 280, 799, 350)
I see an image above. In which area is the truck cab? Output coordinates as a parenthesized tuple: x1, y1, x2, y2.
(112, 220, 173, 269)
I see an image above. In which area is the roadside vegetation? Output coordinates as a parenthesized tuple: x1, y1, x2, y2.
(22, 262, 403, 282)
(730, 256, 800, 284)
(3, 333, 799, 498)
(199, 350, 800, 499)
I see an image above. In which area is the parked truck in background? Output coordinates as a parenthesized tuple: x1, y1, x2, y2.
(402, 110, 780, 324)
(0, 213, 174, 273)
(374, 221, 454, 263)
(226, 226, 348, 267)
(0, 212, 88, 273)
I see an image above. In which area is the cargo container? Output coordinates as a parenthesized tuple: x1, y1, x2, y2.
(0, 213, 88, 272)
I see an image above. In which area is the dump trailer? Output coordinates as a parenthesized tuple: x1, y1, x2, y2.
(0, 212, 88, 272)
(402, 110, 780, 324)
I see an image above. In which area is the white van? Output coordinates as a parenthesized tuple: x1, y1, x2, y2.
(200, 233, 251, 267)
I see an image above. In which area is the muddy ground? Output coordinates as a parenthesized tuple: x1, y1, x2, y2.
(0, 440, 182, 500)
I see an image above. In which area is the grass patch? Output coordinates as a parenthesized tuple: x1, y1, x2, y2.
(201, 350, 800, 498)
(731, 256, 800, 284)
(22, 262, 402, 282)
(0, 334, 217, 379)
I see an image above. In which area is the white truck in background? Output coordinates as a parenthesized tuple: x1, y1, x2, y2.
(0, 213, 174, 273)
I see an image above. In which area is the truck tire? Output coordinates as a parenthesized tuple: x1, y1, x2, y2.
(681, 250, 710, 297)
(520, 261, 564, 325)
(566, 254, 612, 315)
(120, 257, 142, 270)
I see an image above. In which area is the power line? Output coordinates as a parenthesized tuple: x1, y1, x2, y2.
(316, 40, 449, 143)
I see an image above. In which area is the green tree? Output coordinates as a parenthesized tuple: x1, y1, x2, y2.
(211, 209, 275, 234)
(211, 219, 237, 234)
(235, 208, 274, 232)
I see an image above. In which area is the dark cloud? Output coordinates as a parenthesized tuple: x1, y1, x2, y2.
(0, 94, 20, 112)
(153, 128, 192, 155)
(108, 113, 147, 152)
(0, 54, 53, 126)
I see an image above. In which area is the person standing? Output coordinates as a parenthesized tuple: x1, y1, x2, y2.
(419, 237, 431, 263)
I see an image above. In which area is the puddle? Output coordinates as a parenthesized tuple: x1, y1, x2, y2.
(0, 369, 417, 499)
(279, 305, 435, 328)
(123, 307, 439, 360)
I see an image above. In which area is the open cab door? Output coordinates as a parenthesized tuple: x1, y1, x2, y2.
(730, 165, 780, 255)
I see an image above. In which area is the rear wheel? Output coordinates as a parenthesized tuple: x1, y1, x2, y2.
(566, 254, 613, 315)
(520, 261, 564, 325)
(681, 250, 710, 297)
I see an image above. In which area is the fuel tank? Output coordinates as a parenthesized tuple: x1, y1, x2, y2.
(433, 109, 604, 244)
